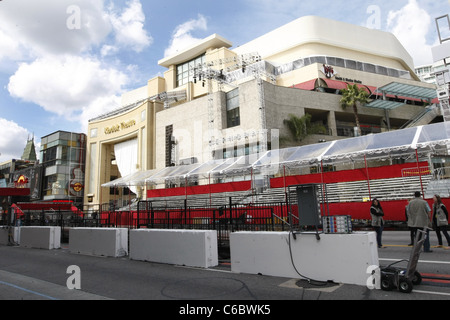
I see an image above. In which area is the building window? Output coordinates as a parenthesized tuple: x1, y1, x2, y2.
(42, 146, 57, 166)
(221, 142, 269, 160)
(226, 88, 240, 128)
(90, 128, 98, 138)
(278, 55, 410, 79)
(176, 54, 205, 87)
(165, 125, 174, 167)
(88, 143, 97, 194)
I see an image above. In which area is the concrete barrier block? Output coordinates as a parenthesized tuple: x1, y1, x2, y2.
(0, 227, 20, 246)
(230, 231, 379, 286)
(69, 228, 128, 257)
(20, 227, 61, 250)
(130, 229, 218, 268)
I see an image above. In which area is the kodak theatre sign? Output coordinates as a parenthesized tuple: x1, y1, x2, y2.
(104, 120, 136, 135)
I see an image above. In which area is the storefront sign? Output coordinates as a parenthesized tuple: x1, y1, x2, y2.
(335, 76, 363, 84)
(104, 120, 136, 135)
(322, 64, 336, 78)
(14, 175, 29, 188)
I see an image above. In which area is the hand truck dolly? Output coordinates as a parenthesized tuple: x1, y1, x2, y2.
(380, 229, 427, 293)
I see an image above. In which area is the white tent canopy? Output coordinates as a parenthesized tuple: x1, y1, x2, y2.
(102, 169, 159, 188)
(102, 122, 450, 187)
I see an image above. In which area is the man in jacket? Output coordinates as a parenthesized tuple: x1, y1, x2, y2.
(407, 191, 432, 252)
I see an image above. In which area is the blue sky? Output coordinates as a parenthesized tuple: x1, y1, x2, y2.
(0, 0, 449, 163)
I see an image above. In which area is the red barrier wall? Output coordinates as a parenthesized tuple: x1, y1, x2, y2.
(144, 162, 434, 222)
(147, 162, 427, 199)
(270, 162, 428, 188)
(147, 180, 251, 198)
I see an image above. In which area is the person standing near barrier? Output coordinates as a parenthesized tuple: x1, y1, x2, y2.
(405, 199, 416, 246)
(408, 191, 432, 252)
(432, 195, 450, 248)
(370, 198, 384, 248)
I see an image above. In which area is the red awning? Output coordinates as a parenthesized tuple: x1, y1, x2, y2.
(320, 78, 349, 91)
(14, 202, 73, 210)
(293, 78, 436, 104)
(359, 84, 377, 95)
(293, 79, 317, 91)
(0, 188, 30, 197)
(320, 78, 377, 95)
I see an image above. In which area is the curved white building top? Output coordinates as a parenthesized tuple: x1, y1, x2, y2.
(159, 34, 233, 68)
(233, 16, 414, 71)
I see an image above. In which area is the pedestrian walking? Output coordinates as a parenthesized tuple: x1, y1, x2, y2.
(432, 194, 450, 248)
(370, 198, 384, 248)
(407, 191, 432, 252)
(405, 199, 416, 246)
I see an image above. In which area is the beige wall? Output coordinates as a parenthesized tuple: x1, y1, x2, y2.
(85, 101, 162, 206)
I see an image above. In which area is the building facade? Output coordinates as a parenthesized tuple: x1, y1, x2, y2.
(0, 137, 38, 190)
(40, 131, 86, 208)
(415, 61, 447, 84)
(85, 16, 438, 208)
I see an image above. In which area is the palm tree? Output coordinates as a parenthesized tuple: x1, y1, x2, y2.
(283, 113, 326, 142)
(340, 84, 370, 137)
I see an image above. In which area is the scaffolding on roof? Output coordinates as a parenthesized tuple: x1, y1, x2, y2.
(89, 89, 187, 122)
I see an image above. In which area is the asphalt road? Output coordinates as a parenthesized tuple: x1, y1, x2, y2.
(1, 231, 450, 308)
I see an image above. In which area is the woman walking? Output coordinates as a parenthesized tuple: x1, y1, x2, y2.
(370, 198, 385, 248)
(433, 195, 450, 248)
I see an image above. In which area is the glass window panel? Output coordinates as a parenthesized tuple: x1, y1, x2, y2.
(314, 56, 326, 64)
(364, 63, 376, 73)
(335, 58, 345, 67)
(388, 69, 400, 77)
(176, 54, 206, 87)
(326, 57, 336, 66)
(345, 60, 357, 69)
(356, 61, 364, 71)
(376, 66, 388, 75)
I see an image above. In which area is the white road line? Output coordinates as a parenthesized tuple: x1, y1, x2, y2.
(379, 258, 450, 265)
(0, 280, 59, 300)
(413, 290, 450, 297)
(0, 270, 112, 300)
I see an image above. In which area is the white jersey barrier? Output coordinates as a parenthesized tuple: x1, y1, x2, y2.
(130, 229, 218, 268)
(230, 231, 379, 286)
(69, 228, 128, 258)
(20, 226, 61, 250)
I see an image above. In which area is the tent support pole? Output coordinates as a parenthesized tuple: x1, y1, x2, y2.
(415, 149, 425, 197)
(209, 173, 212, 208)
(364, 155, 372, 200)
(320, 160, 328, 216)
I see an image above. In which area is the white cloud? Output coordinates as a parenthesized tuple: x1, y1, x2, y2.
(164, 14, 208, 57)
(0, 119, 31, 162)
(8, 55, 129, 120)
(0, 0, 112, 58)
(108, 0, 153, 54)
(101, 44, 118, 57)
(0, 29, 23, 62)
(386, 0, 436, 66)
(0, 0, 150, 143)
(78, 95, 123, 133)
(0, 0, 152, 61)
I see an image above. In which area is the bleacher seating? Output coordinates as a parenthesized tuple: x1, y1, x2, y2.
(116, 174, 434, 212)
